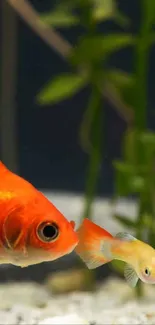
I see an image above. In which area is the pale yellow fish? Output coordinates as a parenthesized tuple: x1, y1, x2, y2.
(75, 218, 155, 287)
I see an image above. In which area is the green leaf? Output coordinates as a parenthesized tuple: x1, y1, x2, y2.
(113, 161, 135, 174)
(107, 69, 134, 89)
(37, 73, 88, 105)
(41, 10, 79, 27)
(139, 132, 155, 146)
(129, 176, 145, 192)
(92, 0, 130, 28)
(114, 159, 145, 194)
(113, 160, 146, 195)
(123, 129, 150, 168)
(114, 215, 136, 228)
(142, 214, 155, 228)
(71, 34, 134, 65)
(123, 130, 155, 167)
(93, 0, 115, 22)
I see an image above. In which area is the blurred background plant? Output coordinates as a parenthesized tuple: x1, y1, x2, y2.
(36, 0, 155, 298)
(37, 0, 134, 220)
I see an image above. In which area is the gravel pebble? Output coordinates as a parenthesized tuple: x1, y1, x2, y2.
(0, 278, 155, 324)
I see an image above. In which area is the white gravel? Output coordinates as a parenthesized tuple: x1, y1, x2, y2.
(0, 278, 155, 324)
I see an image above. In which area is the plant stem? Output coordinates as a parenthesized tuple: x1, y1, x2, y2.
(78, 0, 103, 220)
(134, 0, 150, 131)
(83, 86, 102, 219)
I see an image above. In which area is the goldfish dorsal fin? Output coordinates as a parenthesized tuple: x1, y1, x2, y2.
(115, 232, 136, 241)
(70, 221, 75, 229)
(0, 161, 9, 174)
(124, 263, 139, 287)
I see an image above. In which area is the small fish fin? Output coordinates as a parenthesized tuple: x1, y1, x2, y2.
(124, 263, 139, 288)
(100, 240, 113, 260)
(78, 253, 106, 269)
(70, 220, 75, 229)
(115, 232, 136, 241)
(75, 219, 113, 269)
(3, 207, 24, 250)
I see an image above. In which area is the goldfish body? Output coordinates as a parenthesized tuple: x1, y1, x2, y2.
(0, 162, 78, 267)
(75, 218, 155, 287)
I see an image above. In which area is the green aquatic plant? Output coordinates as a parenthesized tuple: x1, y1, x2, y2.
(112, 130, 155, 297)
(111, 0, 155, 297)
(37, 0, 134, 220)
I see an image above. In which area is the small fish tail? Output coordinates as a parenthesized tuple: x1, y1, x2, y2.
(75, 218, 114, 269)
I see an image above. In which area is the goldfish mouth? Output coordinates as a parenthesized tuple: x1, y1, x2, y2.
(67, 242, 78, 254)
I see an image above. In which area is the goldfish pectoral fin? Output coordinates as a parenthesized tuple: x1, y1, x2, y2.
(75, 219, 113, 269)
(124, 264, 139, 288)
(3, 207, 24, 250)
(115, 232, 136, 242)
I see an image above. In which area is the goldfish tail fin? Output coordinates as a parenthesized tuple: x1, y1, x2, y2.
(75, 218, 114, 269)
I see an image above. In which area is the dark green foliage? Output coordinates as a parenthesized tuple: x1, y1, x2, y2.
(113, 0, 155, 297)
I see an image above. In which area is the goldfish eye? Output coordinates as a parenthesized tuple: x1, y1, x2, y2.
(144, 268, 151, 277)
(37, 222, 59, 242)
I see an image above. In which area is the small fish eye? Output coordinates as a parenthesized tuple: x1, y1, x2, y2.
(37, 222, 59, 243)
(144, 268, 150, 276)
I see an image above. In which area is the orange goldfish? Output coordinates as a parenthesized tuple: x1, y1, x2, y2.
(75, 218, 155, 287)
(0, 161, 78, 267)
